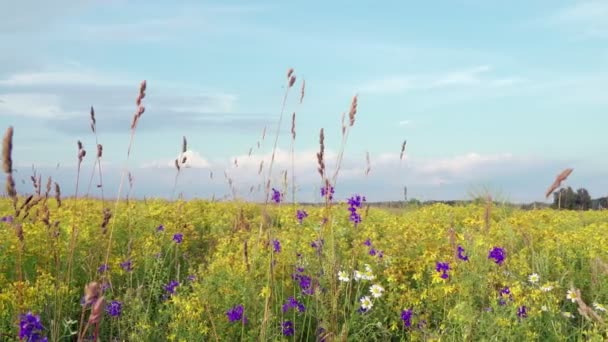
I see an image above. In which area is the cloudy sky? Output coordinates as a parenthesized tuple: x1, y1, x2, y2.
(1, 0, 607, 203)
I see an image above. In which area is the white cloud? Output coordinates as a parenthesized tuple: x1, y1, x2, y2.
(0, 93, 73, 118)
(357, 65, 522, 95)
(0, 70, 128, 87)
(398, 120, 410, 126)
(141, 150, 211, 169)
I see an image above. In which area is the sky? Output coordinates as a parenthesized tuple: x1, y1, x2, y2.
(1, 0, 607, 203)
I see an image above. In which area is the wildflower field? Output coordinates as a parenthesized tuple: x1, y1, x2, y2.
(2, 74, 608, 341)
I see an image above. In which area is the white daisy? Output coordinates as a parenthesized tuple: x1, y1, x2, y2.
(541, 305, 548, 312)
(593, 302, 607, 312)
(541, 284, 554, 292)
(360, 296, 373, 310)
(566, 290, 577, 303)
(354, 270, 363, 281)
(562, 311, 574, 319)
(338, 271, 350, 282)
(369, 284, 385, 298)
(528, 273, 540, 284)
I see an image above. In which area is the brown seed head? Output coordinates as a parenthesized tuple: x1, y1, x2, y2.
(6, 174, 16, 199)
(182, 136, 187, 153)
(90, 106, 96, 133)
(88, 296, 105, 325)
(400, 140, 407, 160)
(2, 126, 13, 173)
(289, 75, 296, 88)
(545, 168, 574, 198)
(287, 68, 294, 79)
(97, 144, 103, 158)
(54, 182, 61, 207)
(349, 95, 358, 127)
(291, 112, 296, 140)
(300, 80, 306, 104)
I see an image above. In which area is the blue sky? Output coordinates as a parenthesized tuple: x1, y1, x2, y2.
(1, 0, 607, 203)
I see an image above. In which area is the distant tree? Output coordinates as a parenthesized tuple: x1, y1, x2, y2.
(552, 186, 592, 210)
(575, 188, 592, 210)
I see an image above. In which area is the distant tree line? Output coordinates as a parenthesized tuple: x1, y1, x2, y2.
(551, 186, 593, 210)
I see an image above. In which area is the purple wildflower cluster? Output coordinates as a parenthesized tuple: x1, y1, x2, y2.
(97, 264, 109, 274)
(363, 238, 384, 259)
(120, 259, 133, 272)
(165, 280, 179, 294)
(226, 304, 247, 323)
(106, 300, 122, 317)
(173, 233, 183, 244)
(271, 188, 282, 203)
(488, 247, 506, 265)
(401, 309, 413, 327)
(282, 297, 306, 313)
(347, 194, 366, 226)
(292, 267, 314, 295)
(1, 215, 13, 223)
(517, 305, 527, 318)
(296, 209, 308, 224)
(498, 286, 514, 305)
(320, 184, 335, 201)
(457, 245, 469, 261)
(435, 262, 451, 279)
(282, 320, 295, 336)
(272, 239, 281, 253)
(156, 224, 165, 232)
(19, 312, 47, 342)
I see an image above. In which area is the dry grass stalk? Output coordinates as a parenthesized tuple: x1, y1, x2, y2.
(2, 126, 13, 173)
(300, 80, 306, 104)
(100, 208, 112, 234)
(248, 147, 253, 156)
(75, 141, 86, 197)
(365, 151, 371, 176)
(316, 128, 325, 179)
(570, 287, 604, 325)
(545, 168, 573, 198)
(291, 112, 296, 140)
(348, 95, 358, 127)
(54, 182, 61, 207)
(484, 195, 492, 233)
(258, 160, 264, 175)
(400, 140, 407, 161)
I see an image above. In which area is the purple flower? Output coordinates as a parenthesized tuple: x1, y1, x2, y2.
(321, 184, 335, 200)
(363, 238, 372, 247)
(101, 282, 111, 293)
(173, 233, 183, 244)
(271, 188, 282, 203)
(164, 280, 179, 294)
(282, 297, 306, 313)
(500, 287, 511, 296)
(187, 275, 196, 281)
(401, 309, 413, 327)
(369, 248, 377, 256)
(457, 245, 469, 261)
(435, 262, 450, 279)
(296, 209, 308, 224)
(19, 312, 47, 342)
(120, 260, 133, 272)
(1, 215, 13, 223)
(347, 194, 366, 226)
(226, 304, 246, 323)
(292, 273, 314, 295)
(488, 246, 506, 265)
(156, 224, 164, 232)
(97, 264, 109, 273)
(517, 305, 527, 318)
(106, 300, 122, 317)
(281, 320, 295, 336)
(272, 239, 281, 253)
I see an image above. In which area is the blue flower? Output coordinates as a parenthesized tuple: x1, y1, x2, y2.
(320, 184, 335, 200)
(164, 280, 179, 294)
(488, 246, 506, 265)
(97, 264, 109, 273)
(282, 320, 295, 336)
(457, 245, 469, 261)
(282, 297, 306, 313)
(296, 209, 308, 224)
(226, 304, 247, 323)
(120, 260, 133, 272)
(401, 309, 413, 327)
(106, 300, 122, 317)
(435, 262, 450, 279)
(517, 305, 527, 318)
(19, 312, 47, 342)
(271, 188, 282, 203)
(173, 233, 183, 244)
(272, 239, 281, 253)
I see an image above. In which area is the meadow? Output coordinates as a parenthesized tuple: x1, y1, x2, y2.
(2, 72, 608, 341)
